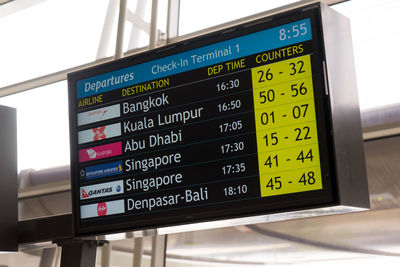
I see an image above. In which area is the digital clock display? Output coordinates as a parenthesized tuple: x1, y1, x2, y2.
(69, 4, 341, 236)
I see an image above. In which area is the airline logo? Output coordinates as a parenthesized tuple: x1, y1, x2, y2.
(80, 199, 125, 219)
(97, 202, 107, 216)
(82, 189, 89, 198)
(77, 104, 120, 126)
(84, 161, 123, 180)
(87, 149, 97, 159)
(79, 141, 122, 163)
(78, 122, 121, 144)
(80, 180, 124, 200)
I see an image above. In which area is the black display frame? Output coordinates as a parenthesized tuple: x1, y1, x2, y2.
(68, 3, 339, 237)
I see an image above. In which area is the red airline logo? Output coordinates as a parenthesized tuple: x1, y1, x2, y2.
(93, 126, 106, 141)
(97, 202, 107, 216)
(82, 189, 89, 198)
(79, 141, 122, 163)
(77, 104, 120, 126)
(88, 109, 108, 119)
(81, 199, 124, 219)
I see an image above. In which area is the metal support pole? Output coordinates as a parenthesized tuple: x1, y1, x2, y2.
(166, 0, 180, 43)
(39, 247, 57, 267)
(115, 0, 128, 59)
(58, 240, 102, 267)
(128, 0, 148, 50)
(101, 242, 112, 267)
(149, 0, 159, 49)
(54, 247, 62, 267)
(133, 237, 143, 267)
(97, 0, 119, 59)
(150, 235, 167, 267)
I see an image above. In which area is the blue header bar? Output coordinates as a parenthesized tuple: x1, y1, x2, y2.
(77, 19, 311, 99)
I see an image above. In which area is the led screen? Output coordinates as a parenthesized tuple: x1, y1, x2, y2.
(69, 4, 337, 236)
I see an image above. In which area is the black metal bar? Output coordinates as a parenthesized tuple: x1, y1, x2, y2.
(19, 214, 109, 267)
(58, 240, 98, 267)
(18, 214, 73, 244)
(0, 105, 18, 251)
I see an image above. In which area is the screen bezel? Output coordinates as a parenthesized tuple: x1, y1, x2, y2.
(68, 3, 338, 237)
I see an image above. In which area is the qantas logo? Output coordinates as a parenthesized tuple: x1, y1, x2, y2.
(79, 180, 124, 200)
(93, 126, 106, 140)
(97, 202, 107, 216)
(82, 189, 89, 198)
(81, 187, 113, 198)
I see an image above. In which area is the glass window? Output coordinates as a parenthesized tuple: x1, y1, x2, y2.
(179, 0, 299, 35)
(332, 0, 400, 109)
(0, 0, 109, 87)
(123, 0, 169, 51)
(0, 81, 69, 171)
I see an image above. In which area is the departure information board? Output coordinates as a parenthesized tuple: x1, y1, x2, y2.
(69, 5, 338, 236)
